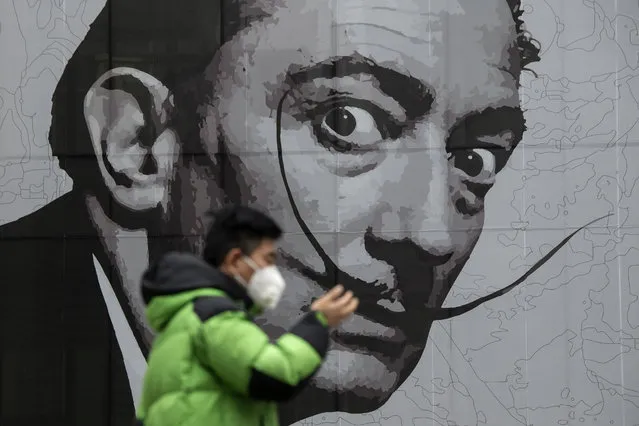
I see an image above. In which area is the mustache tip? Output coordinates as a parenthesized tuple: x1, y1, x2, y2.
(427, 213, 614, 321)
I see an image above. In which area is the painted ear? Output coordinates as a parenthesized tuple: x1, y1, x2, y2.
(83, 67, 180, 211)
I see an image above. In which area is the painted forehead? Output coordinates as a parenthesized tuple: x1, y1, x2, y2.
(221, 0, 520, 124)
(238, 0, 519, 80)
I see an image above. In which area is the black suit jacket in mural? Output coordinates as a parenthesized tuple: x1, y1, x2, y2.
(0, 190, 134, 426)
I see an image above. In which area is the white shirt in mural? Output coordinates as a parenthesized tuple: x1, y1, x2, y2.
(93, 255, 147, 409)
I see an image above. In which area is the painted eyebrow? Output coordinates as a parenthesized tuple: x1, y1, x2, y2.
(287, 54, 435, 120)
(447, 106, 527, 151)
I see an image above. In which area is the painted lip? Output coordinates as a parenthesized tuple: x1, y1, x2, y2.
(354, 288, 409, 321)
(331, 312, 409, 357)
(331, 331, 408, 358)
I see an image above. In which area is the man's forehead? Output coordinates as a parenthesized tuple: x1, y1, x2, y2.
(254, 239, 277, 257)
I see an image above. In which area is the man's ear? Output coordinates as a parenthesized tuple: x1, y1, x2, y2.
(84, 67, 180, 211)
(222, 247, 244, 276)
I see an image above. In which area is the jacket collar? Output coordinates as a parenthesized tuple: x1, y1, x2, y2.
(214, 270, 255, 311)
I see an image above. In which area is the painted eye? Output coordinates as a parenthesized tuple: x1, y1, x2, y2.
(449, 148, 497, 177)
(317, 105, 383, 153)
(323, 106, 375, 136)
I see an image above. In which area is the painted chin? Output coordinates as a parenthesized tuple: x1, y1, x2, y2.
(310, 315, 425, 399)
(332, 313, 411, 361)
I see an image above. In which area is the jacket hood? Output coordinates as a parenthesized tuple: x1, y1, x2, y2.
(141, 252, 254, 331)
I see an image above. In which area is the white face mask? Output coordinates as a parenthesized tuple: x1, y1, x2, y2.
(235, 256, 286, 310)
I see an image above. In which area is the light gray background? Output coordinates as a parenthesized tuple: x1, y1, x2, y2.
(1, 0, 638, 425)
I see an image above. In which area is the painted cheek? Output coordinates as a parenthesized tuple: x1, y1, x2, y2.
(449, 169, 486, 217)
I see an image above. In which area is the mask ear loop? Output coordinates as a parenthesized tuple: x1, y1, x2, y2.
(275, 87, 612, 320)
(242, 256, 259, 272)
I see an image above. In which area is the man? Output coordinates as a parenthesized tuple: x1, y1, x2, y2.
(0, 0, 542, 425)
(137, 205, 358, 425)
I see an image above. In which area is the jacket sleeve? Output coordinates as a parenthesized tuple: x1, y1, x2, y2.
(191, 296, 330, 402)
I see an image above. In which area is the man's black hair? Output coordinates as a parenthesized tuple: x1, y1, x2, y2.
(202, 205, 283, 267)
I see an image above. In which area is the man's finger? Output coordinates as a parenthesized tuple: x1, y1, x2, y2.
(341, 297, 359, 315)
(333, 291, 354, 307)
(324, 285, 344, 301)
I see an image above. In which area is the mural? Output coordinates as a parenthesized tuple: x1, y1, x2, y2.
(0, 0, 638, 425)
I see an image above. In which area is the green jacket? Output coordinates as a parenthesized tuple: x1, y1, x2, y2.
(135, 252, 329, 426)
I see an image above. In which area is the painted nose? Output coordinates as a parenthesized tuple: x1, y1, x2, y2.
(368, 134, 457, 264)
(364, 194, 456, 270)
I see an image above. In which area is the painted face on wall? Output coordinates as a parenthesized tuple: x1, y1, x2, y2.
(154, 0, 525, 412)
